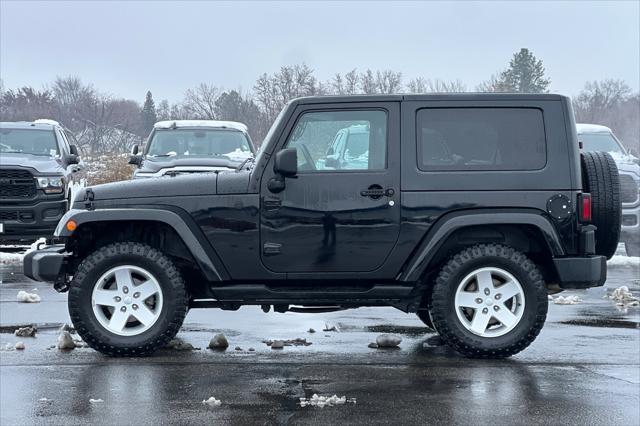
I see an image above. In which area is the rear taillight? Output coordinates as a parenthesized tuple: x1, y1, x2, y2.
(579, 193, 592, 223)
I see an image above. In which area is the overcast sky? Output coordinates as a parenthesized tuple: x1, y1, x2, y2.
(1, 1, 638, 103)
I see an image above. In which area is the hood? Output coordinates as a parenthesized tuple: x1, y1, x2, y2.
(139, 156, 242, 174)
(0, 153, 64, 174)
(81, 172, 219, 202)
(76, 170, 252, 204)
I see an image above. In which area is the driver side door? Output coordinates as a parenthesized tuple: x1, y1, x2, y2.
(260, 102, 401, 276)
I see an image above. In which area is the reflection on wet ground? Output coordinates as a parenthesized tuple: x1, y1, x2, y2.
(0, 252, 639, 425)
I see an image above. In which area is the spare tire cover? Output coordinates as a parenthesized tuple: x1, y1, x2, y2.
(581, 151, 621, 259)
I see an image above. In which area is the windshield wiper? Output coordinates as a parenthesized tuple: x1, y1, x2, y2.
(236, 156, 255, 171)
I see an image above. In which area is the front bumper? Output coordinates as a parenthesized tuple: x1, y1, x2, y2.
(0, 197, 67, 241)
(23, 244, 68, 285)
(553, 255, 607, 289)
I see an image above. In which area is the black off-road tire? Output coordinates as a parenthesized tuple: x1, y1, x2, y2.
(68, 242, 188, 357)
(581, 151, 621, 259)
(429, 244, 548, 359)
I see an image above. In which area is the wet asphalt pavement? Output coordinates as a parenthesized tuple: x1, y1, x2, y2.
(0, 252, 639, 425)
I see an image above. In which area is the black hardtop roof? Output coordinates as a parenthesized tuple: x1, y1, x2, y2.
(292, 93, 568, 105)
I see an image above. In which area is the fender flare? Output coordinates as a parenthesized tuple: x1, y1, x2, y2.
(400, 209, 565, 282)
(55, 207, 228, 281)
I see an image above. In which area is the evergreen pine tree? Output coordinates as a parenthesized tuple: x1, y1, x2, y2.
(499, 48, 550, 93)
(141, 91, 157, 134)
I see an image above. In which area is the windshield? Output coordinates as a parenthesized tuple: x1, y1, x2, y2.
(580, 132, 625, 154)
(0, 128, 59, 157)
(147, 129, 252, 161)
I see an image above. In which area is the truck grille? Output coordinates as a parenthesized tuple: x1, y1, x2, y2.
(620, 174, 638, 204)
(0, 169, 36, 199)
(0, 211, 19, 221)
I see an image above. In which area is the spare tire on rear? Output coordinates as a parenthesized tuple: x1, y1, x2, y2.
(581, 151, 621, 259)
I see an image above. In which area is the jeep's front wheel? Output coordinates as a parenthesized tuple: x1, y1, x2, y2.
(68, 242, 188, 356)
(429, 244, 547, 358)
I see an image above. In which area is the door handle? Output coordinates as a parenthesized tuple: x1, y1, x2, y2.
(360, 185, 395, 199)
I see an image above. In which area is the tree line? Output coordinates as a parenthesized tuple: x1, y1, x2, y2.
(1, 48, 638, 153)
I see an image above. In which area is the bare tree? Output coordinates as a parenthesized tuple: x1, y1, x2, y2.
(344, 69, 359, 94)
(183, 83, 220, 119)
(331, 73, 345, 95)
(360, 69, 377, 94)
(376, 70, 402, 94)
(573, 79, 639, 153)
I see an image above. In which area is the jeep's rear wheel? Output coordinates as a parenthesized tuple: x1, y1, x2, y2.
(429, 244, 547, 358)
(68, 242, 188, 356)
(581, 151, 621, 259)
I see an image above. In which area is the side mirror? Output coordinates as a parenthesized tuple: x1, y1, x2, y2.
(69, 145, 79, 156)
(128, 155, 142, 166)
(273, 148, 297, 177)
(131, 144, 139, 155)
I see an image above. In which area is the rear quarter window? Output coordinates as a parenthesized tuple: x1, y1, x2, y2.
(417, 108, 547, 171)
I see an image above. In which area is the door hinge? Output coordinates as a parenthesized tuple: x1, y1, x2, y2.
(263, 242, 282, 255)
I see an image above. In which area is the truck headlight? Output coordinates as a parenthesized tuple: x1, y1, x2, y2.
(36, 176, 65, 194)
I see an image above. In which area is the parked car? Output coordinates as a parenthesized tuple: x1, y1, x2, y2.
(25, 94, 619, 359)
(0, 120, 82, 243)
(129, 120, 255, 178)
(577, 123, 640, 257)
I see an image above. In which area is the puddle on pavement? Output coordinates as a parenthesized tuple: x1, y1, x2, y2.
(560, 318, 640, 329)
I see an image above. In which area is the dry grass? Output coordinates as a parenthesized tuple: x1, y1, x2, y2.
(82, 155, 135, 186)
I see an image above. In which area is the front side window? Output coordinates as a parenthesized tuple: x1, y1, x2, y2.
(286, 110, 387, 172)
(146, 129, 252, 161)
(417, 108, 546, 171)
(0, 128, 59, 157)
(579, 132, 625, 154)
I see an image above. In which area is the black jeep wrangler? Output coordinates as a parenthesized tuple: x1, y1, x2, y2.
(24, 94, 621, 358)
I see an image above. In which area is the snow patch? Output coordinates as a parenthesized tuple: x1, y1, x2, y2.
(208, 333, 229, 350)
(202, 396, 222, 407)
(552, 295, 581, 305)
(89, 398, 104, 404)
(605, 286, 640, 308)
(14, 326, 37, 337)
(299, 394, 356, 408)
(376, 334, 402, 348)
(16, 291, 41, 303)
(0, 252, 24, 265)
(57, 331, 76, 350)
(607, 255, 640, 268)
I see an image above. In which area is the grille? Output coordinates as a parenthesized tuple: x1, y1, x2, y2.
(0, 169, 36, 199)
(620, 174, 638, 204)
(0, 211, 18, 221)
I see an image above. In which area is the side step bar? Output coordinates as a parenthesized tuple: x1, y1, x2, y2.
(208, 284, 414, 304)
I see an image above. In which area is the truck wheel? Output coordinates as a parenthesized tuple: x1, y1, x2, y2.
(429, 244, 547, 359)
(581, 151, 621, 259)
(68, 242, 188, 356)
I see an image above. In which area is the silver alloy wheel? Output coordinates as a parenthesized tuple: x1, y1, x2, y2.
(454, 267, 525, 338)
(91, 265, 164, 336)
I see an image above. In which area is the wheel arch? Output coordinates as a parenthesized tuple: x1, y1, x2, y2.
(400, 209, 564, 286)
(57, 208, 229, 283)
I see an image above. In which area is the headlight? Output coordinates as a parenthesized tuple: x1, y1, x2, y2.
(36, 176, 65, 194)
